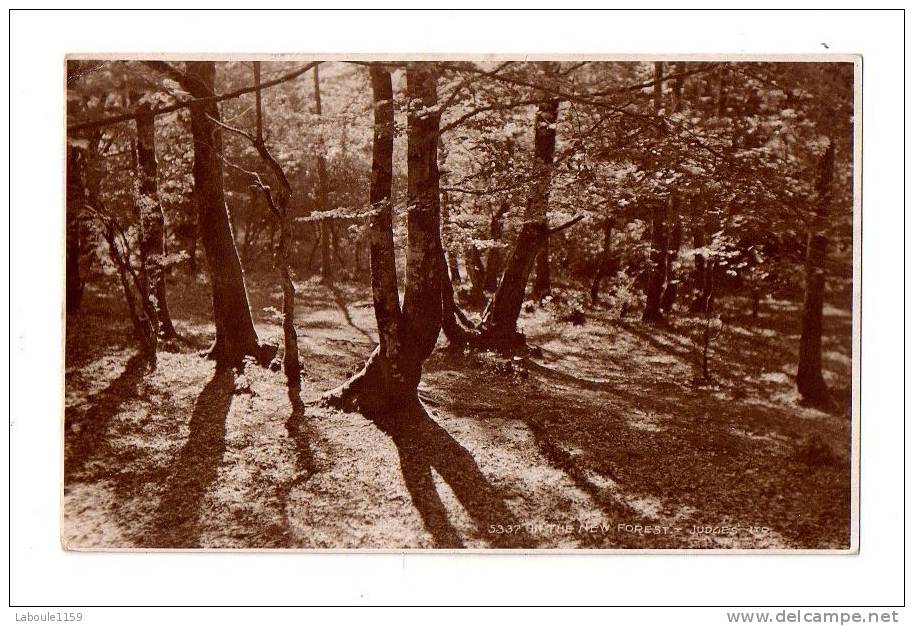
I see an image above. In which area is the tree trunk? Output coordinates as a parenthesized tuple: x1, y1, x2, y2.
(532, 240, 551, 300)
(325, 64, 442, 412)
(185, 61, 270, 366)
(246, 60, 302, 384)
(483, 203, 508, 292)
(313, 65, 335, 286)
(66, 145, 86, 313)
(437, 139, 462, 286)
(99, 218, 157, 357)
(643, 199, 669, 322)
(134, 105, 178, 340)
(658, 63, 687, 315)
(653, 61, 664, 113)
(590, 217, 615, 304)
(465, 245, 487, 304)
(797, 140, 835, 406)
(690, 216, 707, 309)
(475, 98, 560, 348)
(399, 66, 444, 380)
(643, 61, 669, 323)
(447, 250, 461, 284)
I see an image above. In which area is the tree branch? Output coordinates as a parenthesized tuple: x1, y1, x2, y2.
(548, 213, 585, 234)
(68, 61, 322, 133)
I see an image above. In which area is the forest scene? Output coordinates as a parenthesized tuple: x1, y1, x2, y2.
(64, 58, 855, 550)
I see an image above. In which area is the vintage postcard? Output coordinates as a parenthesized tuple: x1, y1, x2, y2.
(63, 55, 860, 552)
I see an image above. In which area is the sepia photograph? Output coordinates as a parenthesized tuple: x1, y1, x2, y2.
(62, 55, 858, 552)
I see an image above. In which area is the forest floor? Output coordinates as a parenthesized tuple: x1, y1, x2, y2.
(63, 271, 853, 550)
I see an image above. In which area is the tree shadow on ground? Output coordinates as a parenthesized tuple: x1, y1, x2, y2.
(65, 351, 151, 482)
(279, 385, 318, 545)
(143, 367, 235, 548)
(516, 360, 849, 547)
(365, 397, 529, 549)
(328, 285, 375, 344)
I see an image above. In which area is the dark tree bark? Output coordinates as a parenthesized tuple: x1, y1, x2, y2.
(185, 61, 271, 367)
(398, 66, 444, 378)
(670, 61, 686, 115)
(797, 140, 835, 406)
(658, 63, 687, 314)
(483, 202, 509, 292)
(313, 65, 334, 286)
(66, 145, 86, 313)
(247, 61, 302, 383)
(532, 239, 551, 300)
(643, 199, 669, 322)
(102, 225, 153, 350)
(693, 260, 717, 315)
(653, 61, 664, 113)
(473, 98, 560, 348)
(464, 245, 487, 304)
(643, 61, 669, 323)
(325, 64, 443, 413)
(715, 65, 729, 117)
(365, 65, 401, 363)
(134, 104, 178, 340)
(691, 202, 718, 315)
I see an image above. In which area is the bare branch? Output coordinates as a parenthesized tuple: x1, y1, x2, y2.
(548, 213, 586, 234)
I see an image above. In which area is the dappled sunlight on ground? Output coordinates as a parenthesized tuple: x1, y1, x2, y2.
(63, 272, 852, 550)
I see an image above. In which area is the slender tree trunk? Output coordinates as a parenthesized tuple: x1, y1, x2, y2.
(134, 105, 178, 340)
(105, 231, 145, 341)
(643, 198, 669, 322)
(643, 61, 669, 323)
(465, 245, 487, 304)
(306, 227, 321, 270)
(660, 197, 682, 313)
(797, 140, 835, 406)
(313, 65, 335, 286)
(475, 98, 560, 348)
(590, 217, 615, 304)
(248, 61, 302, 383)
(99, 218, 157, 357)
(447, 251, 461, 284)
(241, 188, 260, 265)
(325, 64, 442, 412)
(438, 146, 462, 286)
(689, 208, 707, 311)
(66, 146, 86, 313)
(277, 208, 300, 382)
(185, 61, 271, 367)
(657, 64, 687, 315)
(331, 223, 346, 269)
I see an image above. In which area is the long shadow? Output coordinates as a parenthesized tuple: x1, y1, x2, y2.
(328, 285, 375, 344)
(144, 367, 235, 548)
(616, 320, 694, 363)
(65, 352, 151, 482)
(366, 398, 530, 549)
(278, 385, 318, 546)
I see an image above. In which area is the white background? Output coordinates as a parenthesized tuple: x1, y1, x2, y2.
(5, 7, 907, 622)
